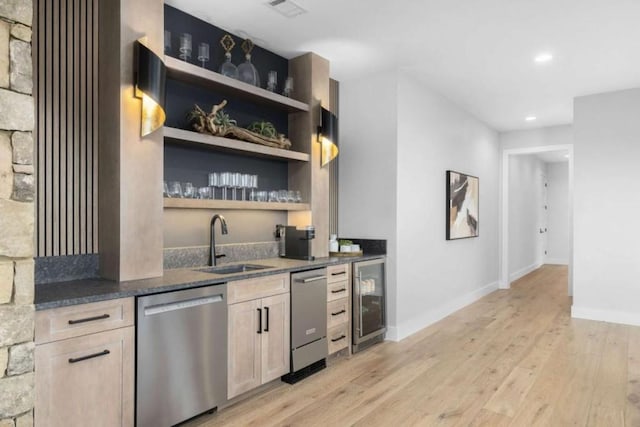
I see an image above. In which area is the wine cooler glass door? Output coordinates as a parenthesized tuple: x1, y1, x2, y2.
(354, 259, 386, 343)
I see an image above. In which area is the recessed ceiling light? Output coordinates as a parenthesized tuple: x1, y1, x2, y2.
(525, 116, 537, 121)
(564, 154, 569, 158)
(534, 53, 553, 63)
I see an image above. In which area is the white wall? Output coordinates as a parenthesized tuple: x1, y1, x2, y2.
(508, 155, 545, 280)
(501, 124, 572, 150)
(339, 69, 399, 328)
(546, 162, 570, 264)
(394, 72, 500, 340)
(339, 70, 500, 341)
(572, 88, 640, 325)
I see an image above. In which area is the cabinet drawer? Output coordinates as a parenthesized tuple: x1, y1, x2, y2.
(327, 263, 349, 283)
(327, 280, 349, 302)
(35, 298, 134, 345)
(327, 298, 349, 329)
(228, 273, 290, 304)
(328, 323, 349, 354)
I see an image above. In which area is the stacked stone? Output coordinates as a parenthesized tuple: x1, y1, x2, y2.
(0, 1, 35, 426)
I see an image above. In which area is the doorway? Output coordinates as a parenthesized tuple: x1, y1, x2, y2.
(500, 145, 573, 295)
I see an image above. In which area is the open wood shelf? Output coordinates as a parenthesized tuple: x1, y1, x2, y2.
(164, 127, 310, 162)
(165, 56, 309, 113)
(164, 198, 310, 211)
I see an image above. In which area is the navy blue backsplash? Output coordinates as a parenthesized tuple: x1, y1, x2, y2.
(164, 5, 289, 133)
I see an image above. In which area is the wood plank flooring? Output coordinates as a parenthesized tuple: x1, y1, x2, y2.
(187, 265, 640, 426)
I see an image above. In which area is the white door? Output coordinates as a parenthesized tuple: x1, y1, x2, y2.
(539, 174, 548, 264)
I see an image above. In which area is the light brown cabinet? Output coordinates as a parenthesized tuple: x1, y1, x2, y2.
(326, 264, 351, 355)
(35, 298, 135, 427)
(227, 274, 290, 399)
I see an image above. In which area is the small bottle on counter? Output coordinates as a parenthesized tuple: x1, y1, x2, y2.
(329, 234, 339, 253)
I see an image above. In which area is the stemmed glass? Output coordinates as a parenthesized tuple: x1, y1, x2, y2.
(283, 76, 294, 97)
(198, 43, 210, 68)
(267, 71, 277, 92)
(164, 31, 171, 55)
(231, 172, 242, 200)
(219, 172, 230, 200)
(249, 175, 258, 201)
(179, 33, 192, 61)
(208, 172, 220, 200)
(241, 174, 252, 201)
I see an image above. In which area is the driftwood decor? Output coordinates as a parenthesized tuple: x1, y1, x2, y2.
(189, 101, 292, 149)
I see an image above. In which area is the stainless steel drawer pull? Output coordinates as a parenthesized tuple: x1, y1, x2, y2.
(331, 335, 346, 342)
(331, 271, 346, 276)
(331, 309, 346, 316)
(331, 288, 346, 294)
(68, 349, 110, 364)
(299, 276, 326, 283)
(68, 314, 110, 324)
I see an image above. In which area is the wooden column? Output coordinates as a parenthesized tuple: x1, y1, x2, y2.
(98, 0, 164, 281)
(288, 53, 331, 258)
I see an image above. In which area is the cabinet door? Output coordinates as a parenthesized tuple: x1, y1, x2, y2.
(228, 299, 262, 399)
(260, 293, 290, 384)
(35, 327, 134, 427)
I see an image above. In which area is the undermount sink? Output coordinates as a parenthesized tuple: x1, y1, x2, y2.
(194, 264, 273, 275)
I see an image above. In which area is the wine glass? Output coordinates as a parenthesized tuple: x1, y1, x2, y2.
(198, 42, 210, 68)
(267, 71, 277, 92)
(164, 30, 171, 55)
(179, 33, 192, 61)
(219, 172, 230, 200)
(249, 175, 258, 201)
(232, 172, 242, 200)
(282, 76, 293, 97)
(208, 172, 220, 200)
(241, 174, 252, 201)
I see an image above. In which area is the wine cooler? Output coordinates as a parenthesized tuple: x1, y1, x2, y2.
(352, 258, 386, 353)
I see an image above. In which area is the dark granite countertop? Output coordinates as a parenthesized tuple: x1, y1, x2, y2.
(35, 254, 385, 310)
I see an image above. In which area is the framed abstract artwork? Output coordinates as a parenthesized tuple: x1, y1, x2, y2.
(446, 170, 479, 240)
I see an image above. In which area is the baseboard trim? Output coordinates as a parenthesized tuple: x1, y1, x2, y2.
(571, 306, 640, 327)
(544, 258, 568, 265)
(509, 262, 542, 283)
(388, 281, 499, 342)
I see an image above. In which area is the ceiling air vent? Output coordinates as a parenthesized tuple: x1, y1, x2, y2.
(266, 0, 307, 18)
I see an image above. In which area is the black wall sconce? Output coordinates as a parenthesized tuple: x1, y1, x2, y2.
(317, 107, 339, 167)
(134, 39, 166, 137)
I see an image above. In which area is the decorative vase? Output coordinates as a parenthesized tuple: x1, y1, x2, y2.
(219, 34, 239, 79)
(237, 39, 260, 86)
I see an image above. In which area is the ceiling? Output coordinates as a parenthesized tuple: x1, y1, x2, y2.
(168, 0, 640, 132)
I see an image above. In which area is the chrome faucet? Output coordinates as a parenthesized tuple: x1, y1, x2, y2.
(210, 214, 228, 266)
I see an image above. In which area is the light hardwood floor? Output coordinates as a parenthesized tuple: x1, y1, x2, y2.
(188, 265, 640, 426)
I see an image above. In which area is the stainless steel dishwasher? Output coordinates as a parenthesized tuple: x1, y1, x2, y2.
(136, 284, 227, 427)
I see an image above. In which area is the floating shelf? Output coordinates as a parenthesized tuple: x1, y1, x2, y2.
(165, 56, 309, 113)
(164, 198, 310, 211)
(164, 127, 310, 162)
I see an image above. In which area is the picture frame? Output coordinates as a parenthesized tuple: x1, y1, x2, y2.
(446, 170, 479, 240)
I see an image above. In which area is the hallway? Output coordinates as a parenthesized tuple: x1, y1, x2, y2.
(191, 265, 639, 426)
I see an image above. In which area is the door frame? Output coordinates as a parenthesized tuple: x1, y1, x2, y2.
(499, 144, 574, 295)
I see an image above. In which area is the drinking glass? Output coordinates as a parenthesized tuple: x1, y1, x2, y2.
(257, 191, 268, 202)
(283, 76, 294, 97)
(198, 187, 211, 199)
(197, 42, 210, 68)
(287, 190, 296, 203)
(179, 33, 192, 61)
(241, 174, 252, 201)
(268, 190, 279, 202)
(294, 190, 302, 203)
(278, 189, 288, 203)
(167, 181, 182, 198)
(208, 172, 220, 199)
(231, 172, 242, 201)
(267, 71, 277, 92)
(164, 30, 171, 55)
(163, 181, 169, 197)
(219, 172, 231, 200)
(249, 175, 259, 201)
(182, 182, 195, 199)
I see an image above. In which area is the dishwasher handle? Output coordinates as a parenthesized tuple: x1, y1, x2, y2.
(143, 294, 224, 316)
(297, 275, 326, 283)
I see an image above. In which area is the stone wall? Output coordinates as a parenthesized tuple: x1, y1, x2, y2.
(0, 0, 35, 426)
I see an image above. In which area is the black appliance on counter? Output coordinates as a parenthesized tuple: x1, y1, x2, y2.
(275, 225, 315, 261)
